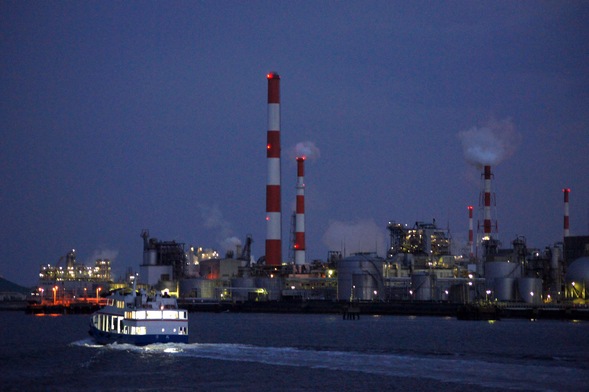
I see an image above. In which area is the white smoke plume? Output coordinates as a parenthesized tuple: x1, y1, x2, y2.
(220, 236, 242, 256)
(322, 219, 386, 257)
(458, 117, 521, 167)
(86, 248, 119, 263)
(293, 141, 321, 160)
(198, 203, 240, 255)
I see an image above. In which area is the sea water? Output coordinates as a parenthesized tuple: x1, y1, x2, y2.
(0, 311, 587, 391)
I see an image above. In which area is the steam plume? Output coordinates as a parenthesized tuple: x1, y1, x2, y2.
(294, 141, 321, 160)
(87, 248, 119, 263)
(458, 118, 521, 167)
(322, 219, 385, 257)
(198, 203, 240, 254)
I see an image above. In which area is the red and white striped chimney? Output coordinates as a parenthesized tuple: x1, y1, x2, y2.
(563, 188, 570, 238)
(468, 205, 474, 257)
(265, 72, 282, 266)
(294, 157, 306, 265)
(483, 165, 493, 235)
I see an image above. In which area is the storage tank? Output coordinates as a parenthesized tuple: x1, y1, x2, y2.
(485, 261, 521, 301)
(564, 256, 589, 300)
(352, 274, 380, 301)
(411, 272, 434, 301)
(517, 277, 542, 304)
(485, 261, 521, 279)
(493, 278, 515, 301)
(230, 277, 256, 302)
(143, 249, 157, 266)
(337, 253, 383, 301)
(255, 277, 283, 301)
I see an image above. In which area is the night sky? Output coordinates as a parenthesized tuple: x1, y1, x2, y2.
(2, 2, 588, 286)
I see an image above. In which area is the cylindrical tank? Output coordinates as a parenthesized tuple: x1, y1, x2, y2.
(143, 249, 157, 266)
(255, 277, 283, 301)
(230, 277, 256, 302)
(351, 274, 380, 301)
(517, 278, 542, 304)
(493, 278, 515, 301)
(337, 254, 384, 301)
(411, 272, 433, 301)
(485, 261, 521, 280)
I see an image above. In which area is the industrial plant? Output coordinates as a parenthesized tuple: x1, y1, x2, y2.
(31, 73, 589, 319)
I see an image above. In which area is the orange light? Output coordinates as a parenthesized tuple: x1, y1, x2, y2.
(267, 144, 271, 149)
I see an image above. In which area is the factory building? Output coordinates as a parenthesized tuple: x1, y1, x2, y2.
(37, 249, 112, 301)
(139, 230, 187, 295)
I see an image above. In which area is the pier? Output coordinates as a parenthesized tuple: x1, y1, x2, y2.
(25, 299, 104, 315)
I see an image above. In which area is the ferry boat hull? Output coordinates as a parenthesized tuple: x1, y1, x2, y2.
(88, 324, 188, 346)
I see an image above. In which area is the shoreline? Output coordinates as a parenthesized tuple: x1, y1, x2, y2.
(4, 299, 587, 321)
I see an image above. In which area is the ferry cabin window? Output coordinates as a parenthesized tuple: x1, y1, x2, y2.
(131, 326, 146, 335)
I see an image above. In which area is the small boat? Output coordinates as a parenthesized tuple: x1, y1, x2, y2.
(88, 285, 189, 346)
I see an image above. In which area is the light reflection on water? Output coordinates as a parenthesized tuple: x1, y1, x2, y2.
(1, 311, 588, 391)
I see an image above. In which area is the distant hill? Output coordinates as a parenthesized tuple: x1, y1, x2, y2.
(0, 277, 31, 295)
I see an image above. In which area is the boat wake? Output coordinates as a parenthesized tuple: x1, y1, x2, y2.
(72, 340, 587, 391)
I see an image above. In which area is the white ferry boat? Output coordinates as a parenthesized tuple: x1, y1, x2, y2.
(88, 287, 189, 346)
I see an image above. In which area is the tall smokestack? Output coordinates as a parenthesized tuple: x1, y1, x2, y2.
(563, 188, 570, 238)
(468, 206, 474, 257)
(482, 165, 495, 236)
(266, 72, 282, 266)
(483, 165, 492, 235)
(294, 157, 306, 265)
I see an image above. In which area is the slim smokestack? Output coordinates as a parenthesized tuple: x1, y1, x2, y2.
(294, 157, 306, 265)
(468, 206, 474, 257)
(265, 72, 282, 266)
(563, 188, 570, 238)
(482, 165, 495, 236)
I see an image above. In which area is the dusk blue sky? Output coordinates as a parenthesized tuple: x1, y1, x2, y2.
(2, 2, 588, 286)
